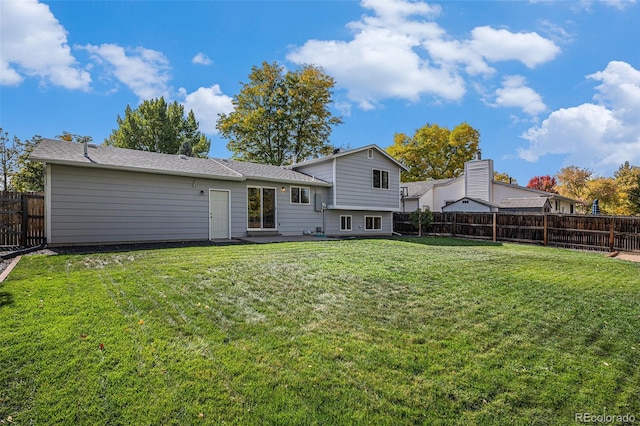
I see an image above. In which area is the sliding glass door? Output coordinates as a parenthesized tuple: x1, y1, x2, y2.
(247, 187, 276, 229)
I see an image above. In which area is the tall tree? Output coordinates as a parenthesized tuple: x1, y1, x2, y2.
(526, 175, 557, 193)
(57, 131, 93, 144)
(613, 161, 640, 215)
(0, 129, 19, 190)
(217, 61, 342, 165)
(11, 135, 45, 192)
(105, 97, 211, 158)
(585, 177, 618, 215)
(556, 166, 592, 201)
(629, 174, 640, 215)
(387, 122, 480, 181)
(494, 171, 517, 185)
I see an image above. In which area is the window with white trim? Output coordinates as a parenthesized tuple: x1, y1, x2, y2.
(372, 169, 389, 189)
(340, 215, 352, 231)
(367, 149, 373, 159)
(365, 216, 382, 230)
(290, 186, 310, 204)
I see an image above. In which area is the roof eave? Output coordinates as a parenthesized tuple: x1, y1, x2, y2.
(244, 176, 332, 187)
(32, 158, 246, 182)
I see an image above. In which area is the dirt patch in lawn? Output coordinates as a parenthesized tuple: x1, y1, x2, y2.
(612, 252, 640, 263)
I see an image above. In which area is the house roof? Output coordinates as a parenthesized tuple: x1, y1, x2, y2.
(452, 197, 500, 208)
(30, 139, 331, 186)
(212, 158, 331, 185)
(402, 177, 459, 198)
(291, 144, 409, 171)
(492, 181, 580, 204)
(499, 197, 552, 209)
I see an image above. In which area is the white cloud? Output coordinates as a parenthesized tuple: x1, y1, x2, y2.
(469, 26, 561, 69)
(192, 53, 212, 66)
(287, 0, 559, 110)
(81, 43, 171, 100)
(179, 85, 234, 135)
(493, 75, 546, 115)
(518, 61, 640, 174)
(598, 0, 636, 9)
(0, 0, 90, 89)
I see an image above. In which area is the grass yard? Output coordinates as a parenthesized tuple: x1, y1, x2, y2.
(0, 238, 639, 424)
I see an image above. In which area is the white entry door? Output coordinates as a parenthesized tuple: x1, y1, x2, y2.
(209, 190, 230, 239)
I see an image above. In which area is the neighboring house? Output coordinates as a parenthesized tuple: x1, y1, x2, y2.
(30, 139, 406, 245)
(401, 155, 578, 214)
(441, 196, 552, 213)
(441, 197, 499, 213)
(498, 197, 553, 213)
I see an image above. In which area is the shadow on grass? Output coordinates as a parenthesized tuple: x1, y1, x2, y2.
(38, 240, 244, 256)
(0, 291, 14, 308)
(394, 236, 503, 247)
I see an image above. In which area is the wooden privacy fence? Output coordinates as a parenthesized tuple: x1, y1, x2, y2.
(394, 212, 640, 252)
(0, 191, 45, 248)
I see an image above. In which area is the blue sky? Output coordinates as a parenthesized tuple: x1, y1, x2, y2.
(1, 0, 639, 184)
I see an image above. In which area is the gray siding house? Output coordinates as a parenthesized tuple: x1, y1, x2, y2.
(31, 139, 406, 245)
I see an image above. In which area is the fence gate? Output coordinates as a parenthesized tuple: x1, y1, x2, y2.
(0, 191, 45, 248)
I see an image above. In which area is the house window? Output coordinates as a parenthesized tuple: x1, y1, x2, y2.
(570, 204, 574, 214)
(340, 215, 352, 231)
(290, 186, 310, 204)
(372, 169, 389, 189)
(555, 200, 559, 211)
(368, 149, 373, 159)
(365, 216, 382, 230)
(247, 187, 276, 229)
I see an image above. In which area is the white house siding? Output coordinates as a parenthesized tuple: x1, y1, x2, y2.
(401, 198, 419, 212)
(334, 150, 400, 210)
(323, 210, 393, 237)
(432, 179, 464, 212)
(492, 182, 538, 204)
(465, 159, 493, 201)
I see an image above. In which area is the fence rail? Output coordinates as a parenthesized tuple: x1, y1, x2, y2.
(394, 212, 640, 253)
(0, 191, 45, 248)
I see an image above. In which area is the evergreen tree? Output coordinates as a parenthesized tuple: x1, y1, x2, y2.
(105, 97, 210, 158)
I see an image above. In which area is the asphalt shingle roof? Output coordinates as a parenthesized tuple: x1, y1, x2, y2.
(402, 178, 457, 198)
(499, 197, 551, 208)
(214, 158, 330, 185)
(30, 139, 332, 185)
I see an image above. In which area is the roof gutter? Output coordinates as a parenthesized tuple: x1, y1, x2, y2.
(29, 157, 246, 182)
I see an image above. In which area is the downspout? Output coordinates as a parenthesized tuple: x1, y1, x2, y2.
(332, 158, 337, 207)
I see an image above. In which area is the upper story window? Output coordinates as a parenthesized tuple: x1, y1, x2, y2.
(290, 186, 310, 204)
(372, 169, 389, 189)
(367, 149, 373, 159)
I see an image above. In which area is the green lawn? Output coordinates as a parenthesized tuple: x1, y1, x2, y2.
(1, 238, 639, 424)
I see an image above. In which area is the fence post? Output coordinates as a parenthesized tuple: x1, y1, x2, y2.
(492, 213, 497, 242)
(543, 214, 548, 246)
(452, 213, 457, 237)
(609, 217, 615, 252)
(21, 193, 28, 247)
